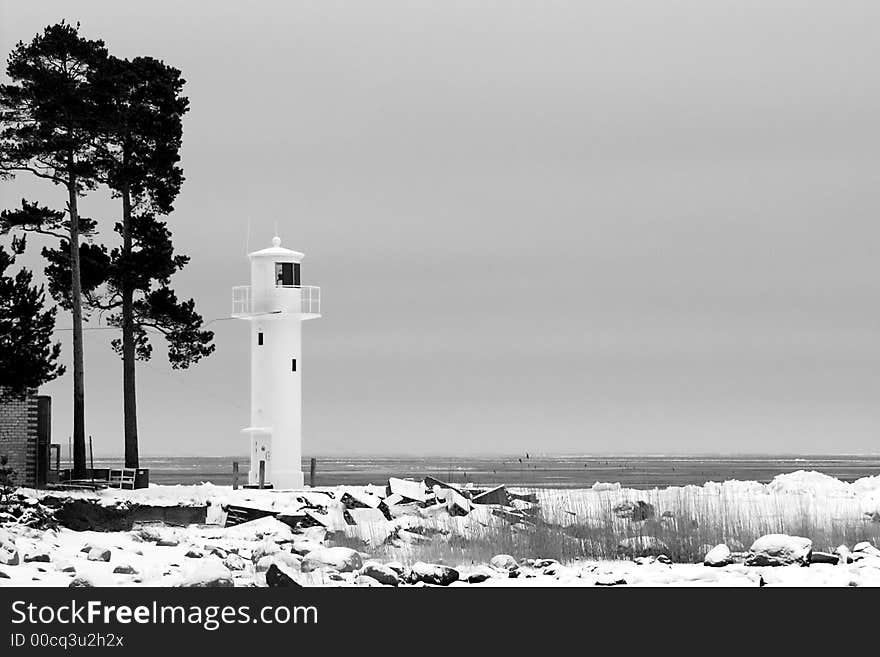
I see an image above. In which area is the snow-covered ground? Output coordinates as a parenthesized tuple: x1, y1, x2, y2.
(1, 470, 879, 587)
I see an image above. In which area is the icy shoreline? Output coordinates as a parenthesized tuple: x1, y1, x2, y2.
(1, 470, 879, 587)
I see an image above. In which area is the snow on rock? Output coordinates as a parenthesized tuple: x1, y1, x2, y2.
(301, 547, 363, 573)
(174, 561, 234, 587)
(852, 542, 880, 559)
(291, 538, 325, 556)
(359, 562, 401, 586)
(87, 547, 111, 562)
(703, 544, 732, 567)
(489, 554, 519, 573)
(407, 562, 459, 586)
(0, 529, 19, 566)
(747, 534, 812, 566)
(221, 517, 294, 542)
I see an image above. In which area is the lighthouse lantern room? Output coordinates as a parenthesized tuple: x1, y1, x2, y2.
(231, 236, 321, 488)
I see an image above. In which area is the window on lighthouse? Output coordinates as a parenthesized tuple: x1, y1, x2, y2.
(275, 262, 300, 287)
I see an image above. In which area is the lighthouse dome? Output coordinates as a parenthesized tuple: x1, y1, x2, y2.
(248, 236, 304, 262)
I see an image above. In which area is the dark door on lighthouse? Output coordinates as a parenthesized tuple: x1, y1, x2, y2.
(275, 262, 300, 287)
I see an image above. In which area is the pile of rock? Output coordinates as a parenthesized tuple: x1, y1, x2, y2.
(702, 534, 880, 568)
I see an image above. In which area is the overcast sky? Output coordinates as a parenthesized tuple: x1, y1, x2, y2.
(2, 1, 879, 456)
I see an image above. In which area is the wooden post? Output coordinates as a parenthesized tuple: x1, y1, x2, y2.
(88, 435, 94, 480)
(232, 461, 239, 490)
(258, 460, 266, 489)
(309, 457, 316, 487)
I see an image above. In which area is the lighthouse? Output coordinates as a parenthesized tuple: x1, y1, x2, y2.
(231, 236, 321, 489)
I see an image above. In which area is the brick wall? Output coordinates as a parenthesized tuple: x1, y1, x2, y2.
(0, 389, 39, 487)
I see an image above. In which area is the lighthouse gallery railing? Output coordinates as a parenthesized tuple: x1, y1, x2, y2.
(231, 285, 321, 317)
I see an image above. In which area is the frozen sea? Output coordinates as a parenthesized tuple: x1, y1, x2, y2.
(81, 454, 880, 489)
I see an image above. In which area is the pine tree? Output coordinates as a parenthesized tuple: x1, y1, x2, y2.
(0, 22, 108, 478)
(90, 55, 214, 468)
(0, 237, 65, 400)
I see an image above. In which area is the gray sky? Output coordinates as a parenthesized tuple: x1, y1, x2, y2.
(2, 1, 879, 456)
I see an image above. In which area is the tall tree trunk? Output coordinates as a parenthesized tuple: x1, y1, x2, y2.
(66, 157, 87, 479)
(121, 184, 138, 469)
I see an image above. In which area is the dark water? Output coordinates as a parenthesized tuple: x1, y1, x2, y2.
(84, 455, 880, 490)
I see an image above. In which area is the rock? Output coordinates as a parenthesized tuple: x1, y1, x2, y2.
(612, 500, 655, 522)
(387, 477, 428, 503)
(852, 542, 880, 558)
(834, 545, 853, 564)
(266, 563, 301, 587)
(355, 575, 382, 587)
(746, 534, 812, 566)
(472, 485, 509, 506)
(407, 562, 459, 586)
(360, 562, 400, 586)
(467, 572, 491, 583)
(301, 547, 363, 573)
(184, 549, 204, 559)
(291, 539, 325, 556)
(256, 552, 302, 573)
(24, 553, 51, 563)
(617, 536, 669, 558)
(386, 561, 405, 576)
(595, 572, 627, 586)
(0, 569, 8, 579)
(113, 564, 138, 575)
(489, 554, 519, 573)
(207, 545, 228, 559)
(56, 562, 76, 574)
(223, 554, 248, 571)
(348, 508, 388, 526)
(177, 562, 234, 587)
(0, 548, 20, 566)
(252, 540, 280, 562)
(156, 538, 179, 547)
(704, 544, 732, 567)
(69, 576, 94, 588)
(810, 551, 839, 565)
(87, 547, 111, 562)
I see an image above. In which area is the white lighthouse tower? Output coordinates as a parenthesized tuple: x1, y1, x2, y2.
(231, 236, 321, 489)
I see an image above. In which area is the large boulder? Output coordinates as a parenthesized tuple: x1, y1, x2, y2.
(703, 544, 732, 567)
(359, 562, 400, 586)
(407, 562, 459, 586)
(301, 547, 363, 573)
(617, 536, 669, 558)
(489, 554, 519, 574)
(746, 534, 812, 566)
